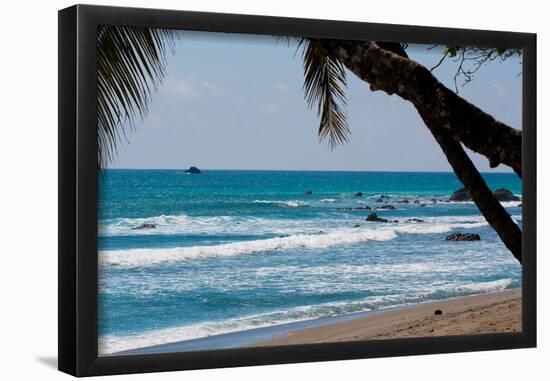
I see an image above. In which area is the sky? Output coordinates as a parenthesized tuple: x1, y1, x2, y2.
(106, 31, 522, 172)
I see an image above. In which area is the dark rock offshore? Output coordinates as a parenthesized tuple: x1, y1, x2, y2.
(366, 213, 397, 223)
(445, 232, 481, 241)
(366, 213, 388, 222)
(405, 218, 424, 223)
(449, 187, 519, 202)
(493, 188, 520, 201)
(132, 223, 156, 230)
(449, 188, 471, 201)
(185, 166, 202, 174)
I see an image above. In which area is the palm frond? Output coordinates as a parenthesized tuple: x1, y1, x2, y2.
(97, 25, 179, 168)
(302, 39, 349, 148)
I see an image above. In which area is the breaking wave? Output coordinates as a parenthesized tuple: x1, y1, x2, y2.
(251, 200, 307, 207)
(100, 228, 398, 267)
(99, 214, 506, 268)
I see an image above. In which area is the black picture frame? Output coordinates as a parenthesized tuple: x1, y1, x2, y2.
(58, 4, 537, 377)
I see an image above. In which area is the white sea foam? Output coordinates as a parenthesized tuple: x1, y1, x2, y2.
(98, 298, 378, 354)
(251, 199, 306, 207)
(500, 201, 522, 208)
(451, 278, 513, 293)
(100, 212, 512, 268)
(99, 214, 326, 237)
(98, 277, 515, 354)
(100, 228, 398, 267)
(319, 198, 337, 203)
(448, 200, 522, 208)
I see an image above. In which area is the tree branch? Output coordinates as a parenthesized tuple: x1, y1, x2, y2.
(323, 40, 522, 177)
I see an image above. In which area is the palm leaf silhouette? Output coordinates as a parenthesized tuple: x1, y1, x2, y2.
(97, 25, 179, 167)
(302, 39, 349, 148)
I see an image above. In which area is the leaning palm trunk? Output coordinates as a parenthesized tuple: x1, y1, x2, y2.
(322, 40, 522, 262)
(421, 116, 522, 263)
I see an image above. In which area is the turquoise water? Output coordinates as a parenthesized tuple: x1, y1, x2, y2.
(98, 170, 522, 354)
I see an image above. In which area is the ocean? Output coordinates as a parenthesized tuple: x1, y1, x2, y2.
(98, 169, 522, 355)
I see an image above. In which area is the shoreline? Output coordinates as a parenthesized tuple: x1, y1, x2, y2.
(251, 288, 521, 347)
(110, 289, 521, 356)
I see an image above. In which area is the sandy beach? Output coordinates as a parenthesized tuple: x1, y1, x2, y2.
(114, 289, 521, 355)
(251, 289, 521, 347)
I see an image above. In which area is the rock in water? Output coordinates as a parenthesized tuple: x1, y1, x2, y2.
(185, 166, 202, 174)
(132, 223, 156, 230)
(354, 192, 363, 197)
(449, 188, 471, 202)
(493, 188, 520, 201)
(450, 187, 519, 202)
(405, 218, 424, 223)
(445, 232, 481, 241)
(366, 213, 389, 223)
(303, 190, 313, 195)
(378, 204, 395, 210)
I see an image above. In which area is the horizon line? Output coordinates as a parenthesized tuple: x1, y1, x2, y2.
(101, 167, 517, 175)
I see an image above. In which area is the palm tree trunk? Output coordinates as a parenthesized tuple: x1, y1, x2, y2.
(420, 119, 522, 263)
(324, 40, 522, 262)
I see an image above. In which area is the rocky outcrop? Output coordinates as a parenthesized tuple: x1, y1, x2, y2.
(445, 232, 481, 241)
(449, 188, 471, 202)
(354, 192, 363, 197)
(132, 223, 156, 230)
(185, 166, 202, 174)
(366, 213, 388, 222)
(493, 188, 520, 201)
(449, 187, 519, 202)
(336, 206, 371, 211)
(396, 199, 410, 203)
(405, 218, 424, 223)
(366, 213, 397, 223)
(378, 204, 395, 210)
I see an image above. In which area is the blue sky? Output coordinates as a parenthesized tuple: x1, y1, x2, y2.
(107, 31, 522, 172)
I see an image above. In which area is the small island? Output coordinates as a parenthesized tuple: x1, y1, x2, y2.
(185, 166, 202, 174)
